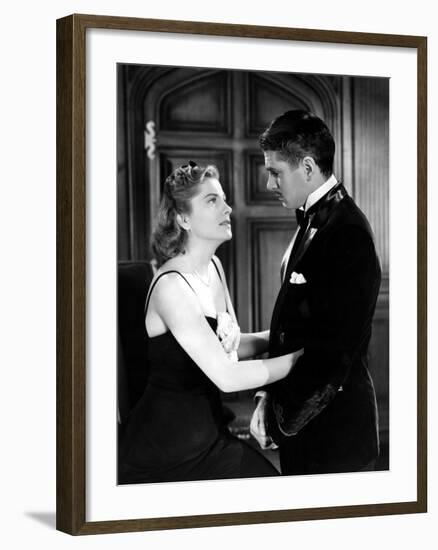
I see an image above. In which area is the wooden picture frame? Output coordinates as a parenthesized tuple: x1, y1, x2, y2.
(56, 13, 427, 535)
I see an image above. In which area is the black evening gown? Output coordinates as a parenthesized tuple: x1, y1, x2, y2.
(119, 272, 278, 484)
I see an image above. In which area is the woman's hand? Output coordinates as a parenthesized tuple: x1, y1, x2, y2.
(216, 312, 240, 360)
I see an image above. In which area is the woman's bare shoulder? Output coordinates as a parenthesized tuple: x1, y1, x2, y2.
(156, 256, 185, 272)
(152, 257, 189, 283)
(149, 270, 195, 314)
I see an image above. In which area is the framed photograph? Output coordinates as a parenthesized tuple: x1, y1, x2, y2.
(56, 13, 427, 535)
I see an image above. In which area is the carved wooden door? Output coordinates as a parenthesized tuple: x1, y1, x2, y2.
(124, 66, 344, 333)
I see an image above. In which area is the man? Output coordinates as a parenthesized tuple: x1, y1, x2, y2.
(250, 110, 381, 475)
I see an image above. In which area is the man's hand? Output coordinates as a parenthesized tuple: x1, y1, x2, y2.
(250, 394, 278, 450)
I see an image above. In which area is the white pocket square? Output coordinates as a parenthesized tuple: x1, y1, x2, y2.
(289, 272, 307, 284)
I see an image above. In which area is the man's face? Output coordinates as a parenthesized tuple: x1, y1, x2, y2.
(264, 150, 309, 210)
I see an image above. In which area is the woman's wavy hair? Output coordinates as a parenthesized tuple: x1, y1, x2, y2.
(151, 161, 220, 266)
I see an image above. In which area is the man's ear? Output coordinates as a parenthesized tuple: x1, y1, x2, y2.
(302, 156, 317, 179)
(176, 213, 190, 231)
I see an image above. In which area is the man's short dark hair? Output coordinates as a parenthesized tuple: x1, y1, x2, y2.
(259, 110, 335, 178)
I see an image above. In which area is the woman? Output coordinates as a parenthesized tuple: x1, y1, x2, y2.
(119, 161, 303, 484)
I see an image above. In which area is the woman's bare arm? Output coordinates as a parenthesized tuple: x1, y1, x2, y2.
(152, 274, 300, 393)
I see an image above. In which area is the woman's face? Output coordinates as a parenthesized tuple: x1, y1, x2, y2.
(184, 177, 232, 244)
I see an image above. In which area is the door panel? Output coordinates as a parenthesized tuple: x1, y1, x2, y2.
(160, 71, 232, 135)
(248, 218, 296, 331)
(244, 149, 278, 205)
(246, 73, 311, 136)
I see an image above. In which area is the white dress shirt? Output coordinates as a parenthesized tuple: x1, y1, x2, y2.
(279, 175, 338, 281)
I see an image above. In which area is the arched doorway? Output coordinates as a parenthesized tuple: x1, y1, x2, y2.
(121, 65, 344, 332)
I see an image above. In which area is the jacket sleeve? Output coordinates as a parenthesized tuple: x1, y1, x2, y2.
(272, 224, 381, 437)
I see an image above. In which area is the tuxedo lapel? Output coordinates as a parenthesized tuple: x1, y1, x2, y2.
(286, 183, 348, 279)
(269, 184, 348, 345)
(280, 233, 297, 283)
(284, 223, 318, 282)
(269, 222, 317, 339)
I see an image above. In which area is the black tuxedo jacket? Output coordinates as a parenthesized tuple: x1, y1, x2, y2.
(266, 184, 381, 475)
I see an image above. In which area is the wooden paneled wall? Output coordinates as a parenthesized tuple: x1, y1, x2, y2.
(351, 77, 390, 450)
(352, 77, 390, 274)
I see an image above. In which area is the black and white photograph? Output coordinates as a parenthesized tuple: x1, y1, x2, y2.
(116, 64, 390, 485)
(2, 0, 434, 546)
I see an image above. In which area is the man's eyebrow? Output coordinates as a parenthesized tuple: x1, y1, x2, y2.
(266, 167, 279, 173)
